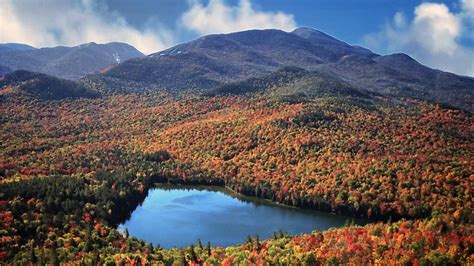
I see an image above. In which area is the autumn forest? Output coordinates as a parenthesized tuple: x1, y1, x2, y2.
(1, 80, 473, 264)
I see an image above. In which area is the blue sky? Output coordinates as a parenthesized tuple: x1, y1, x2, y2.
(104, 0, 469, 47)
(0, 0, 473, 75)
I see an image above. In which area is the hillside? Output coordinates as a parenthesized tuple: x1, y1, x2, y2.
(101, 28, 473, 112)
(207, 66, 371, 102)
(315, 53, 474, 111)
(0, 70, 99, 100)
(0, 42, 144, 80)
(206, 66, 307, 96)
(1, 79, 472, 264)
(0, 65, 11, 76)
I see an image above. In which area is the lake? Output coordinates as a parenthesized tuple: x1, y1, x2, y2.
(118, 185, 367, 248)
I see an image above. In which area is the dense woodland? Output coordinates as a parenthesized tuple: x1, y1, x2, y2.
(0, 81, 473, 264)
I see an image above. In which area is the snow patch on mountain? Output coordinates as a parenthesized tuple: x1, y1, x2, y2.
(112, 53, 121, 64)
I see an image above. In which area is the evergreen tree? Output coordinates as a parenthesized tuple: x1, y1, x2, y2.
(146, 242, 154, 254)
(30, 243, 37, 264)
(179, 250, 187, 266)
(84, 235, 93, 252)
(134, 255, 142, 265)
(39, 248, 46, 266)
(206, 241, 212, 257)
(303, 253, 317, 265)
(92, 252, 100, 265)
(189, 244, 198, 262)
(255, 235, 261, 251)
(49, 249, 60, 266)
(246, 235, 252, 246)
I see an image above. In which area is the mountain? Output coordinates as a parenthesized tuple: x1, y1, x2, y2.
(292, 27, 374, 58)
(0, 43, 36, 54)
(0, 65, 12, 76)
(0, 42, 144, 80)
(207, 66, 372, 101)
(0, 70, 99, 100)
(373, 54, 474, 110)
(103, 29, 376, 90)
(314, 53, 474, 111)
(99, 28, 473, 112)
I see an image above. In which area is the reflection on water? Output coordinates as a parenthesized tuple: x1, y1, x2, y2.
(118, 184, 367, 248)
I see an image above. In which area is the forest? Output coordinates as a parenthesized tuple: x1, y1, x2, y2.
(0, 84, 473, 264)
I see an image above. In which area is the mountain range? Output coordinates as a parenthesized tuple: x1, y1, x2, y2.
(0, 27, 472, 111)
(0, 42, 144, 80)
(100, 27, 473, 111)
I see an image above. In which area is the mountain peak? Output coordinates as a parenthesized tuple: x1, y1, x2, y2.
(383, 53, 416, 61)
(78, 42, 98, 48)
(77, 42, 137, 49)
(292, 27, 346, 45)
(292, 27, 376, 58)
(292, 27, 329, 35)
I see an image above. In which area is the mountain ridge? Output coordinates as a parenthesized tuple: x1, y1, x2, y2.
(99, 27, 473, 112)
(0, 70, 99, 100)
(0, 42, 144, 80)
(0, 43, 36, 54)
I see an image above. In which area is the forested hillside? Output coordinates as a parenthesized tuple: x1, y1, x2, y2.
(0, 70, 100, 100)
(1, 70, 472, 264)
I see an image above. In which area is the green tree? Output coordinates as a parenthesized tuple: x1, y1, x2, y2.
(146, 242, 154, 255)
(179, 250, 187, 266)
(189, 244, 198, 262)
(84, 235, 93, 252)
(30, 244, 37, 264)
(92, 252, 100, 265)
(255, 235, 261, 251)
(39, 248, 46, 266)
(49, 249, 59, 266)
(206, 241, 212, 257)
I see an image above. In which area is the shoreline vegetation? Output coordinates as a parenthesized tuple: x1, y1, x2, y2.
(153, 183, 370, 221)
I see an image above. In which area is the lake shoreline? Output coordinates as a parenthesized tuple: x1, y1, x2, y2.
(153, 182, 373, 222)
(119, 184, 369, 248)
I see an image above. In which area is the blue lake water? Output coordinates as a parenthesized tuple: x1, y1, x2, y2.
(118, 185, 366, 248)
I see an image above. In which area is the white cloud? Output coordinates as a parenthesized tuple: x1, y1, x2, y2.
(0, 0, 175, 54)
(180, 0, 296, 35)
(363, 1, 474, 77)
(462, 0, 474, 13)
(0, 0, 297, 54)
(393, 12, 407, 28)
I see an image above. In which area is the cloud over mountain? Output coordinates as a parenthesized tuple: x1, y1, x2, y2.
(0, 0, 296, 55)
(0, 0, 175, 54)
(363, 0, 474, 76)
(180, 0, 296, 35)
